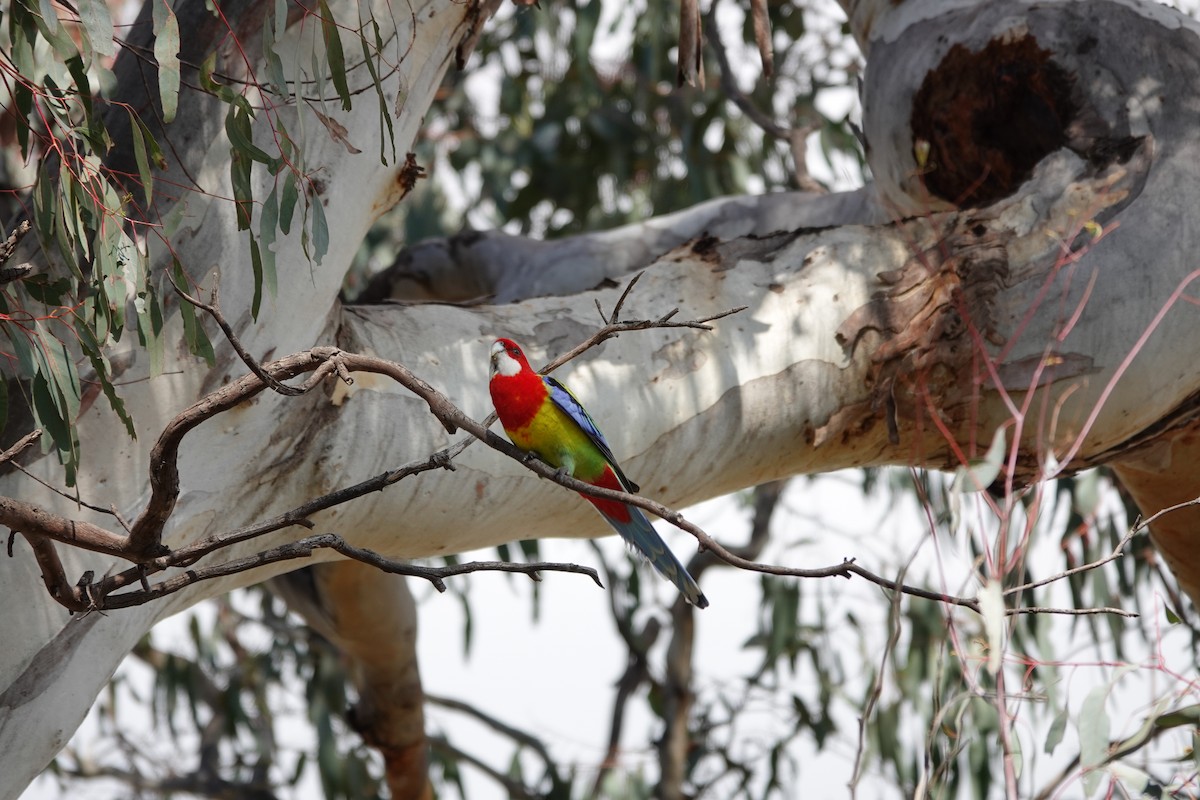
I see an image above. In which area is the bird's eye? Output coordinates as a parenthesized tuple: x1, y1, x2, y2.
(509, 346, 519, 355)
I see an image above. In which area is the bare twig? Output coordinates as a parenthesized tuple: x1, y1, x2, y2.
(851, 560, 909, 798)
(1131, 495, 1200, 533)
(1004, 528, 1136, 598)
(8, 459, 117, 518)
(100, 532, 602, 610)
(540, 305, 746, 375)
(426, 693, 559, 771)
(125, 349, 348, 558)
(0, 496, 130, 557)
(1031, 703, 1197, 800)
(1001, 499, 1175, 601)
(172, 273, 306, 397)
(0, 429, 42, 465)
(704, 11, 788, 139)
(9, 271, 744, 610)
(529, 464, 1136, 618)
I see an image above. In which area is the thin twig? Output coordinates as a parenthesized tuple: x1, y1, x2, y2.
(705, 10, 788, 139)
(125, 349, 345, 558)
(540, 305, 746, 375)
(1003, 527, 1137, 598)
(851, 560, 909, 798)
(426, 693, 558, 770)
(172, 273, 306, 396)
(99, 532, 602, 610)
(93, 448, 462, 597)
(11, 271, 743, 608)
(0, 429, 42, 465)
(610, 271, 644, 323)
(9, 460, 117, 517)
(1000, 492, 1192, 602)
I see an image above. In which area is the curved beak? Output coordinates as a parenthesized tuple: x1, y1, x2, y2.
(489, 340, 504, 376)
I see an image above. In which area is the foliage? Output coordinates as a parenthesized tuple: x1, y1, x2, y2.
(0, 0, 350, 481)
(351, 0, 864, 288)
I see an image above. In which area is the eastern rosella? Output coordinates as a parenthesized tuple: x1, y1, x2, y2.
(488, 337, 709, 608)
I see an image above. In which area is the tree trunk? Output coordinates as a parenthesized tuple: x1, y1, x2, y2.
(3, 0, 1200, 795)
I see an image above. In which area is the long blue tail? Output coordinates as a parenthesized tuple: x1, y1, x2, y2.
(598, 505, 709, 608)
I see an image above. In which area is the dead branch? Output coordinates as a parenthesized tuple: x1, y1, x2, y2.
(0, 429, 41, 464)
(126, 349, 344, 558)
(98, 532, 602, 610)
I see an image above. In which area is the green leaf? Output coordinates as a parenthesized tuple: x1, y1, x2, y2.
(225, 105, 275, 165)
(1044, 706, 1068, 755)
(74, 319, 136, 439)
(262, 13, 288, 94)
(78, 0, 115, 58)
(7, 324, 36, 378)
(279, 171, 299, 235)
(249, 234, 264, 320)
(1151, 703, 1200, 730)
(153, 3, 180, 122)
(309, 192, 328, 265)
(317, 0, 351, 110)
(66, 55, 110, 154)
(137, 285, 165, 378)
(130, 109, 154, 208)
(1077, 667, 1137, 796)
(230, 148, 254, 230)
(12, 76, 33, 157)
(360, 17, 395, 165)
(171, 261, 216, 367)
(31, 373, 71, 460)
(258, 184, 279, 301)
(33, 161, 57, 249)
(34, 0, 77, 58)
(1107, 763, 1148, 795)
(36, 321, 80, 425)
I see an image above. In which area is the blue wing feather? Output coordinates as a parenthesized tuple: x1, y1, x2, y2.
(543, 375, 709, 607)
(544, 376, 640, 492)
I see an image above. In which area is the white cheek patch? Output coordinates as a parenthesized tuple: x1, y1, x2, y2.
(493, 351, 522, 377)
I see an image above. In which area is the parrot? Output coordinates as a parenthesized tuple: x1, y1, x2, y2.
(488, 337, 709, 608)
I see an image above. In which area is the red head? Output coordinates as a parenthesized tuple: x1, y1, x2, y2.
(490, 337, 532, 378)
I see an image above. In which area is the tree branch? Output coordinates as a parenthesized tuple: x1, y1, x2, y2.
(98, 532, 602, 610)
(172, 273, 307, 397)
